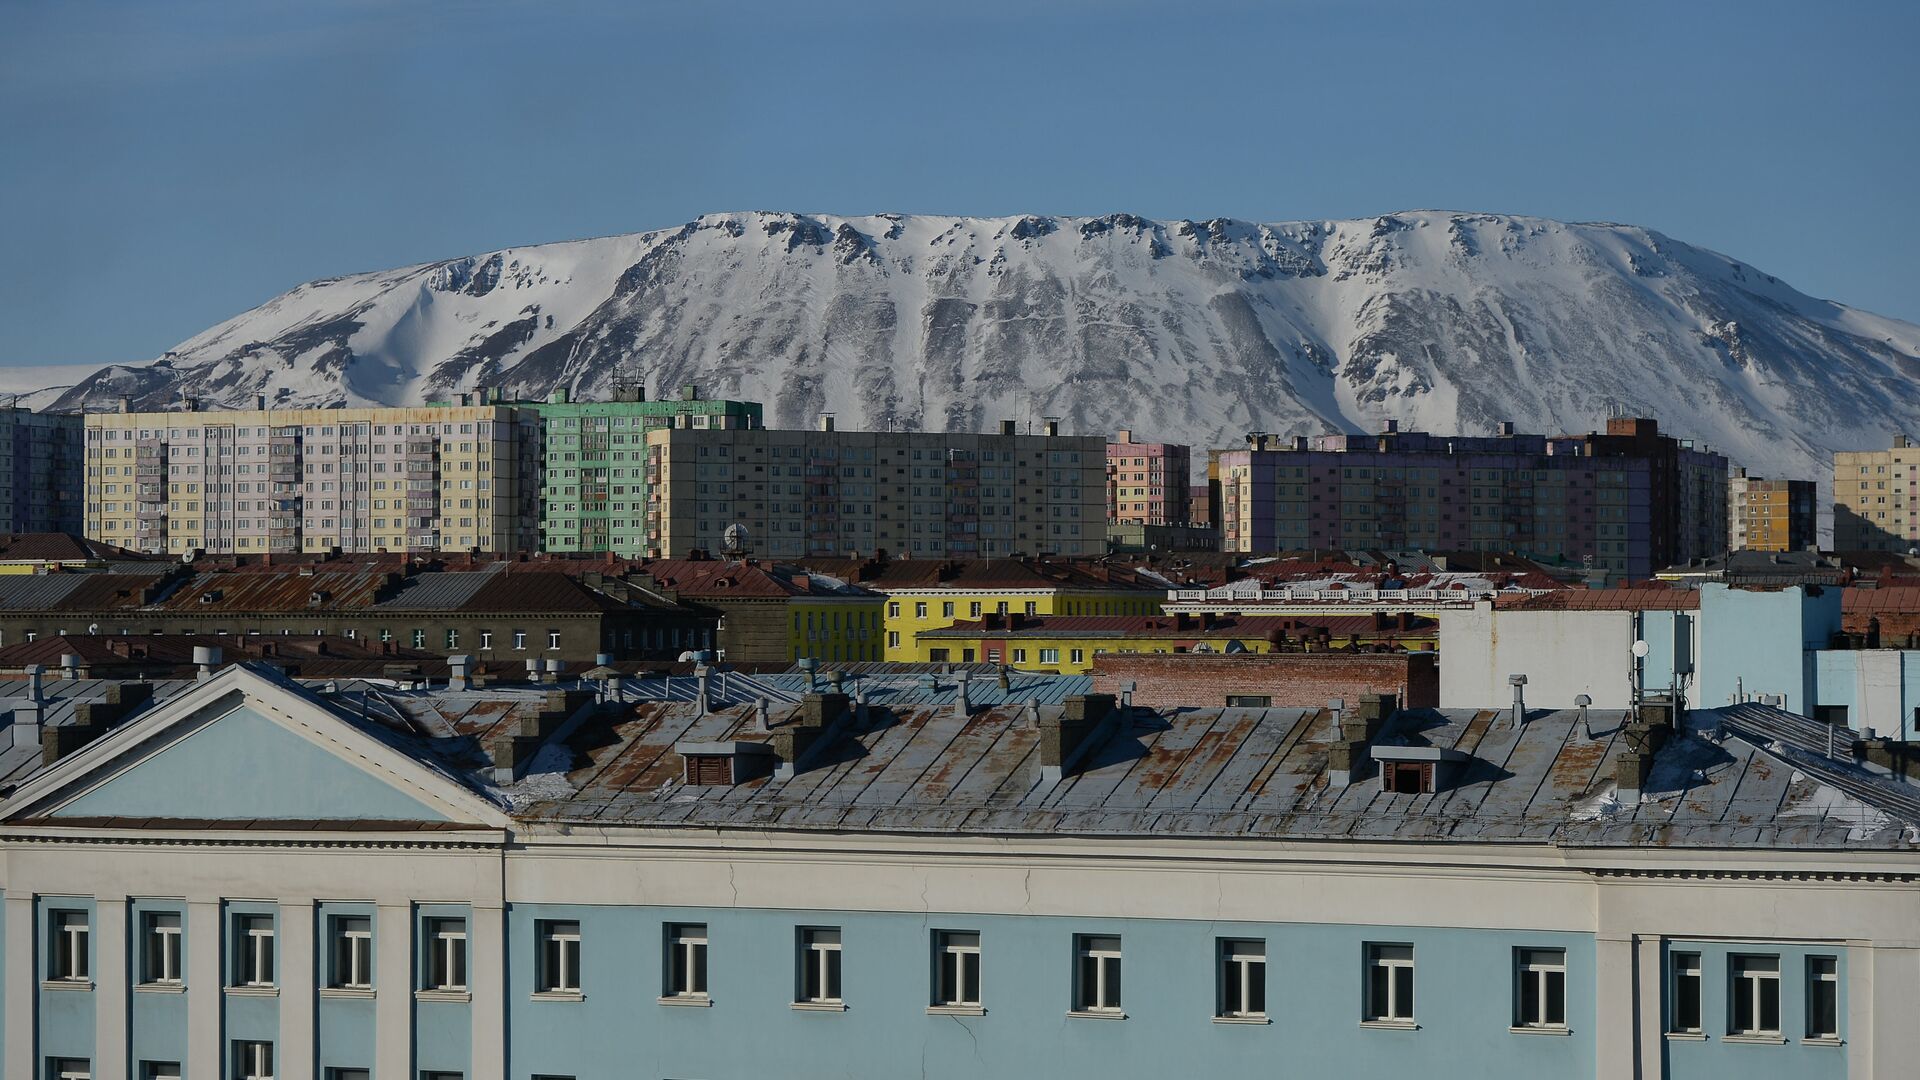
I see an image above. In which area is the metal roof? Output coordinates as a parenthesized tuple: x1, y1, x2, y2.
(5, 670, 1917, 852)
(0, 576, 94, 610)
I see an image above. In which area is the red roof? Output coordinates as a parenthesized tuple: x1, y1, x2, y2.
(1497, 587, 1699, 611)
(925, 612, 1436, 639)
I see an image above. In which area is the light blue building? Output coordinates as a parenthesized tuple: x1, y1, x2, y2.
(0, 664, 1915, 1079)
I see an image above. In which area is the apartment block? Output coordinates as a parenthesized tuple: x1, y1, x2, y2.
(643, 419, 1107, 559)
(522, 384, 762, 555)
(1217, 417, 1728, 580)
(1834, 436, 1920, 552)
(1728, 468, 1817, 552)
(84, 400, 540, 555)
(1107, 429, 1192, 524)
(0, 407, 83, 534)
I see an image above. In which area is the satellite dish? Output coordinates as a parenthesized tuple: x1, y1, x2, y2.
(722, 522, 749, 554)
(1631, 640, 1650, 658)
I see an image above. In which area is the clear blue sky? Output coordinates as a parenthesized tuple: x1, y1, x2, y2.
(2, 0, 1915, 369)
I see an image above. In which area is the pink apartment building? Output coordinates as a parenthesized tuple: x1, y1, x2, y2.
(1107, 430, 1193, 525)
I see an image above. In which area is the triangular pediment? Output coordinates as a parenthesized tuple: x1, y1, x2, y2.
(1, 665, 508, 829)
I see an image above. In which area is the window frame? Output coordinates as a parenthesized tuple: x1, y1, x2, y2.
(233, 913, 276, 988)
(1217, 938, 1267, 1020)
(1806, 955, 1840, 1042)
(1363, 942, 1415, 1024)
(536, 919, 582, 995)
(796, 926, 844, 1006)
(233, 1039, 274, 1080)
(141, 911, 183, 986)
(330, 915, 373, 990)
(1513, 947, 1567, 1031)
(1072, 934, 1123, 1016)
(932, 930, 982, 1010)
(50, 909, 90, 982)
(51, 1059, 91, 1080)
(1668, 950, 1703, 1035)
(664, 923, 709, 1000)
(424, 917, 469, 993)
(1729, 954, 1782, 1038)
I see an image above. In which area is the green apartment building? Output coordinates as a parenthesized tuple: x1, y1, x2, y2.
(531, 385, 762, 554)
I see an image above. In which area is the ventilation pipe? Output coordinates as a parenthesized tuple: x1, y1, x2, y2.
(694, 662, 713, 715)
(1575, 694, 1593, 739)
(448, 654, 471, 692)
(193, 645, 223, 681)
(954, 669, 972, 716)
(1509, 674, 1528, 726)
(11, 664, 44, 751)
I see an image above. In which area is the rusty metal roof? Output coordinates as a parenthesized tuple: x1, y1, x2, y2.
(5, 668, 1916, 851)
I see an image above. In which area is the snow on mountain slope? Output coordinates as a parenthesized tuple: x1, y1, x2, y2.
(38, 210, 1920, 495)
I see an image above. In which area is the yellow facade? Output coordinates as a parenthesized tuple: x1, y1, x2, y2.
(85, 405, 538, 555)
(786, 597, 888, 664)
(878, 588, 1162, 662)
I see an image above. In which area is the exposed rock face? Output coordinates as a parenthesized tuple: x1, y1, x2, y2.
(39, 210, 1920, 499)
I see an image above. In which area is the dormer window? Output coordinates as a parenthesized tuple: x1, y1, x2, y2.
(1384, 762, 1431, 794)
(1370, 745, 1471, 795)
(676, 741, 777, 787)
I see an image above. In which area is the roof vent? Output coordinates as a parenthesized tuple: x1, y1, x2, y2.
(199, 591, 220, 604)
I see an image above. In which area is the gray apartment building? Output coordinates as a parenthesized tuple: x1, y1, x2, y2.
(643, 419, 1108, 559)
(0, 407, 83, 534)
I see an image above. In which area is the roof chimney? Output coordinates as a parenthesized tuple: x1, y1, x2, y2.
(1508, 673, 1528, 726)
(193, 645, 222, 680)
(954, 669, 972, 717)
(448, 654, 471, 692)
(819, 413, 835, 432)
(1037, 694, 1119, 783)
(11, 665, 44, 751)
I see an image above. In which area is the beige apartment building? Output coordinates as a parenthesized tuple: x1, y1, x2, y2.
(1834, 436, 1920, 551)
(643, 419, 1107, 559)
(85, 401, 540, 555)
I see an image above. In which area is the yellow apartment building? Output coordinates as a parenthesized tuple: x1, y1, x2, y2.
(85, 401, 540, 556)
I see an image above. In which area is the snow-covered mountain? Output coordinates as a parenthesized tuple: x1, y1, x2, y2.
(38, 210, 1920, 491)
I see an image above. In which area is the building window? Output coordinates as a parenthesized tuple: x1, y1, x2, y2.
(1730, 955, 1781, 1036)
(479, 631, 493, 649)
(1515, 948, 1566, 1029)
(141, 1065, 180, 1080)
(969, 602, 982, 617)
(1218, 939, 1266, 1019)
(141, 912, 183, 985)
(1669, 951, 1702, 1033)
(445, 629, 459, 649)
(665, 923, 708, 999)
(548, 631, 561, 650)
(1806, 956, 1839, 1041)
(942, 602, 955, 617)
(1365, 943, 1414, 1023)
(325, 1070, 370, 1080)
(421, 1074, 464, 1080)
(1011, 649, 1027, 663)
(234, 1041, 273, 1080)
(934, 931, 981, 1008)
(887, 631, 900, 648)
(537, 920, 582, 994)
(798, 927, 843, 1004)
(1069, 649, 1084, 664)
(411, 630, 426, 649)
(1226, 695, 1272, 708)
(50, 909, 89, 981)
(232, 914, 275, 987)
(914, 602, 928, 618)
(1024, 601, 1038, 616)
(330, 916, 373, 989)
(426, 918, 468, 991)
(513, 631, 527, 650)
(1038, 648, 1060, 664)
(50, 1060, 90, 1080)
(1074, 935, 1123, 1014)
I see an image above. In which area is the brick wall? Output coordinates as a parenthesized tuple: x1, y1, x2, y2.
(1089, 651, 1439, 710)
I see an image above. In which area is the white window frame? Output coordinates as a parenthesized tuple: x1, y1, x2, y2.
(235, 914, 276, 988)
(324, 1070, 370, 1080)
(934, 930, 981, 1009)
(52, 910, 90, 982)
(798, 927, 843, 1005)
(537, 920, 582, 994)
(51, 1059, 90, 1080)
(141, 1064, 180, 1080)
(426, 918, 468, 992)
(1730, 954, 1781, 1036)
(331, 915, 373, 990)
(142, 912, 182, 986)
(1806, 955, 1840, 1041)
(234, 1040, 274, 1080)
(1669, 951, 1703, 1034)
(1515, 947, 1567, 1029)
(1218, 938, 1266, 1019)
(665, 923, 708, 999)
(1364, 943, 1415, 1023)
(1073, 935, 1123, 1015)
